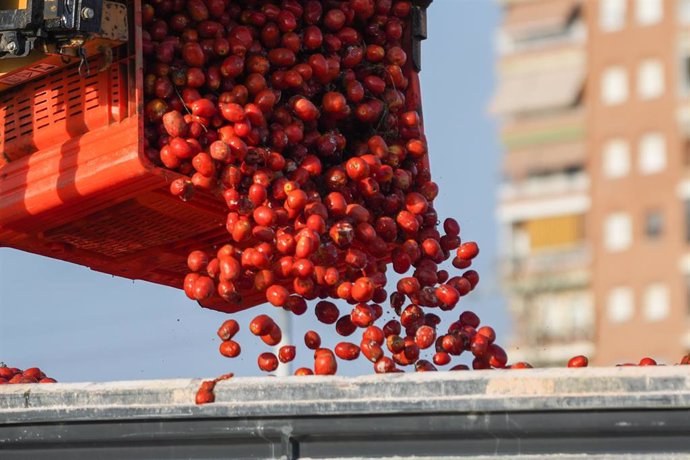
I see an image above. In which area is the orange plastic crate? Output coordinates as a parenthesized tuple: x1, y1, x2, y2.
(0, 0, 429, 314)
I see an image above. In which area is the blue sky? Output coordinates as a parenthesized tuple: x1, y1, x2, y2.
(0, 0, 506, 382)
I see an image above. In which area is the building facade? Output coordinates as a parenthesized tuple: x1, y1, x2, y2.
(493, 0, 690, 365)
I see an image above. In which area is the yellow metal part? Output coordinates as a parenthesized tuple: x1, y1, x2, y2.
(0, 0, 28, 10)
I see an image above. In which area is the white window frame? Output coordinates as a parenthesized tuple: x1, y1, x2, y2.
(600, 0, 627, 32)
(680, 0, 690, 25)
(601, 66, 629, 106)
(643, 283, 670, 321)
(602, 139, 631, 179)
(637, 59, 665, 100)
(607, 287, 634, 323)
(635, 0, 663, 26)
(638, 132, 667, 174)
(604, 212, 632, 252)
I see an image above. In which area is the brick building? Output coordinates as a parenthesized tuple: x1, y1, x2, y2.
(493, 0, 690, 365)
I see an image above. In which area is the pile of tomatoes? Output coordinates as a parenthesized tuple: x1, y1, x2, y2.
(137, 0, 690, 405)
(143, 0, 508, 379)
(1, 2, 688, 395)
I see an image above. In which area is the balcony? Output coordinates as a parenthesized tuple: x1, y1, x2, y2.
(502, 244, 591, 289)
(496, 22, 587, 56)
(499, 171, 589, 201)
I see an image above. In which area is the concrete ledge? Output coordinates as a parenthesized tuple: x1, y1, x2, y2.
(2, 367, 690, 458)
(1, 366, 689, 424)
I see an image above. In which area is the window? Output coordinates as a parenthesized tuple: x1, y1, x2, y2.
(643, 283, 670, 321)
(637, 59, 664, 99)
(681, 55, 690, 95)
(540, 299, 571, 340)
(685, 200, 690, 242)
(681, 0, 690, 24)
(603, 139, 630, 178)
(638, 133, 666, 174)
(644, 209, 663, 239)
(607, 287, 634, 323)
(600, 0, 627, 31)
(685, 276, 690, 317)
(512, 223, 530, 257)
(601, 66, 628, 105)
(571, 293, 594, 340)
(635, 0, 663, 25)
(605, 212, 632, 252)
(534, 291, 594, 343)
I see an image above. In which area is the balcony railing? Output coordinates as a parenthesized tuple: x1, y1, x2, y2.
(499, 172, 589, 201)
(496, 21, 587, 56)
(502, 243, 590, 278)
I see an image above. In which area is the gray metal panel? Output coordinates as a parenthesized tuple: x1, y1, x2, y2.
(3, 410, 690, 459)
(1, 368, 690, 458)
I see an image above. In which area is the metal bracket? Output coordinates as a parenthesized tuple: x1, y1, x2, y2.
(48, 0, 102, 34)
(0, 0, 103, 59)
(412, 0, 432, 72)
(0, 31, 34, 57)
